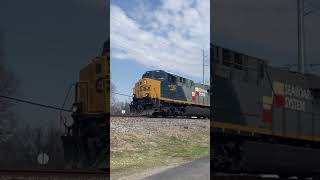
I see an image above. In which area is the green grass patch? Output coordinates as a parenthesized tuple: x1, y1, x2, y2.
(111, 130, 209, 175)
(158, 136, 209, 160)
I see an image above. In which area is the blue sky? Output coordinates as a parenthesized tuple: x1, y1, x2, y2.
(110, 0, 210, 102)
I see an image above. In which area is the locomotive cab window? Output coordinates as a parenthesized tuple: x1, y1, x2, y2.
(168, 75, 177, 83)
(234, 53, 242, 70)
(142, 71, 151, 78)
(179, 77, 186, 83)
(222, 49, 232, 67)
(154, 71, 163, 79)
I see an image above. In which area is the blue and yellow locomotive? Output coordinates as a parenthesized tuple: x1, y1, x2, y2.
(61, 41, 109, 170)
(130, 70, 210, 117)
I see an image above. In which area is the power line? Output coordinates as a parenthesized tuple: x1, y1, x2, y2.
(0, 92, 132, 113)
(0, 95, 73, 112)
(112, 91, 133, 97)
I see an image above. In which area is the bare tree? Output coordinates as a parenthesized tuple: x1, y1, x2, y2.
(110, 82, 132, 115)
(110, 81, 120, 115)
(110, 81, 117, 106)
(0, 32, 17, 143)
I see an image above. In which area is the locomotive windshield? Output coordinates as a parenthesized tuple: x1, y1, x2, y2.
(142, 70, 166, 80)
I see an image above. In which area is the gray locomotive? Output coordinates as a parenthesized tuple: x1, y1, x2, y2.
(211, 44, 320, 177)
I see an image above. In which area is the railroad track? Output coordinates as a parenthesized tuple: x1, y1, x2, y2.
(111, 114, 142, 118)
(212, 173, 320, 180)
(0, 169, 109, 180)
(212, 174, 277, 180)
(111, 114, 209, 119)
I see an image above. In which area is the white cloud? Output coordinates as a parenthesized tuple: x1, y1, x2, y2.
(110, 0, 210, 82)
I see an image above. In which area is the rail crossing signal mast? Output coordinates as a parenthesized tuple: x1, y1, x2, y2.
(297, 0, 320, 74)
(297, 0, 306, 74)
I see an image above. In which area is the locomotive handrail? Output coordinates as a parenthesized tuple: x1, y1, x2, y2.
(74, 81, 89, 113)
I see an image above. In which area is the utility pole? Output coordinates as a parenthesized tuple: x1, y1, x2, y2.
(297, 0, 306, 74)
(203, 49, 205, 85)
(202, 49, 209, 85)
(0, 32, 3, 63)
(0, 32, 2, 54)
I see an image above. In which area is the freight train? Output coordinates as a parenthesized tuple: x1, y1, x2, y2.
(211, 44, 320, 177)
(61, 41, 109, 170)
(130, 70, 210, 117)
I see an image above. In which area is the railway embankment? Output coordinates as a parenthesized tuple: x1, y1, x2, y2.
(110, 116, 210, 180)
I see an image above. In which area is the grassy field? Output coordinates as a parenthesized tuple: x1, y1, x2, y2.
(110, 117, 210, 179)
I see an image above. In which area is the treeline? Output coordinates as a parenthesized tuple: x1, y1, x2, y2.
(0, 31, 18, 149)
(0, 33, 64, 169)
(111, 100, 131, 115)
(0, 126, 64, 169)
(110, 82, 131, 115)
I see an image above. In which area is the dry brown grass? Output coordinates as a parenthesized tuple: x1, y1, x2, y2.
(110, 117, 210, 179)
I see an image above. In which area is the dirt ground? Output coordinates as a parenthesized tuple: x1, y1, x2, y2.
(110, 116, 210, 180)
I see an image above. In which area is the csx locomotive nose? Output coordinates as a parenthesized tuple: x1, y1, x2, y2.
(138, 78, 151, 97)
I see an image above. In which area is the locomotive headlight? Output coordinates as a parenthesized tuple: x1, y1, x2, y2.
(72, 104, 79, 112)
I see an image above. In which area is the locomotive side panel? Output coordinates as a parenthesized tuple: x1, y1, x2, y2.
(285, 109, 299, 136)
(192, 83, 210, 106)
(212, 75, 246, 124)
(160, 80, 188, 101)
(301, 113, 313, 137)
(231, 78, 266, 128)
(159, 77, 210, 106)
(211, 44, 320, 175)
(131, 70, 210, 117)
(212, 45, 320, 141)
(212, 49, 268, 127)
(272, 107, 284, 133)
(269, 69, 320, 140)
